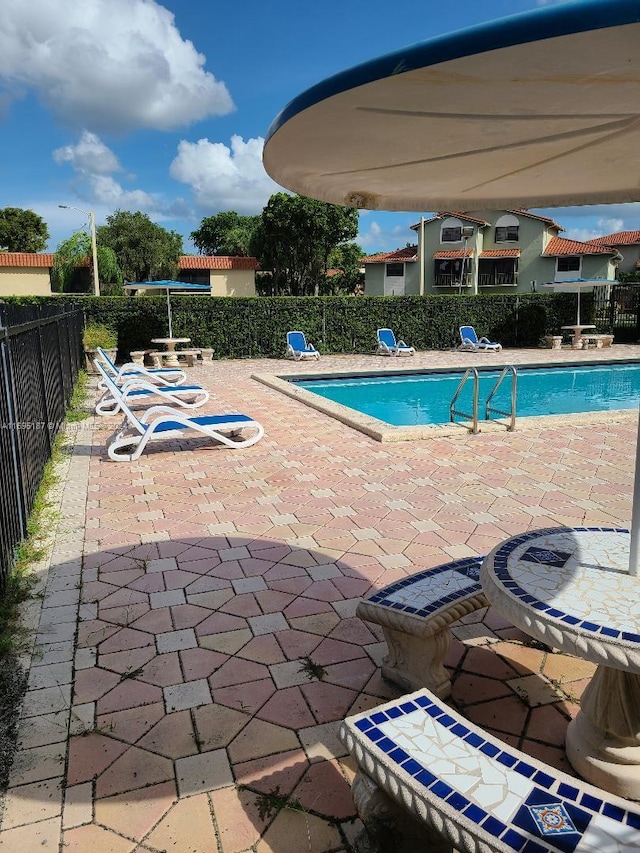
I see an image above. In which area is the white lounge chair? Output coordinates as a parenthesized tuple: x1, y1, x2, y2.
(286, 331, 320, 360)
(376, 328, 415, 356)
(458, 326, 502, 352)
(97, 367, 264, 462)
(96, 346, 186, 387)
(94, 361, 209, 416)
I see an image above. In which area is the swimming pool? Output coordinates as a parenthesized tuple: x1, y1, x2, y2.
(292, 362, 640, 427)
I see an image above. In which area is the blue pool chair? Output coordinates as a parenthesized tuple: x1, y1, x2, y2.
(97, 365, 264, 462)
(376, 328, 415, 356)
(458, 326, 502, 352)
(96, 346, 186, 386)
(286, 331, 320, 360)
(94, 361, 209, 415)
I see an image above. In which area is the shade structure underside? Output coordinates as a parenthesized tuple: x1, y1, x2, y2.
(264, 20, 640, 212)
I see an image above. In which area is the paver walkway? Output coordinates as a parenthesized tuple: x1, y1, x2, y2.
(0, 345, 638, 852)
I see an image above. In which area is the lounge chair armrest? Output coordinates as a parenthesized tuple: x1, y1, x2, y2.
(138, 404, 186, 423)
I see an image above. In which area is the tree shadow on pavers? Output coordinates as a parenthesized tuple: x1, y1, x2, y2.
(3, 535, 405, 852)
(443, 615, 584, 776)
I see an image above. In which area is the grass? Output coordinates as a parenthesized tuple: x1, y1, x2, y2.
(0, 373, 85, 794)
(65, 369, 91, 422)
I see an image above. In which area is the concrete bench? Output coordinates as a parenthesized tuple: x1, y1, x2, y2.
(356, 557, 487, 698)
(579, 334, 614, 349)
(339, 687, 640, 853)
(150, 349, 202, 368)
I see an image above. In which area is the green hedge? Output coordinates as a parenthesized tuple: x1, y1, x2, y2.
(3, 293, 586, 360)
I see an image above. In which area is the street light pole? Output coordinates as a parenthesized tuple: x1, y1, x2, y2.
(58, 205, 100, 296)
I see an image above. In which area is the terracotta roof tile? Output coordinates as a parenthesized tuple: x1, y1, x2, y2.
(587, 231, 640, 247)
(542, 236, 619, 256)
(0, 252, 55, 267)
(479, 249, 520, 258)
(180, 255, 260, 270)
(433, 250, 473, 259)
(362, 246, 418, 264)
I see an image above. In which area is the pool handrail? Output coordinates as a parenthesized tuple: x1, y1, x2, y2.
(450, 367, 479, 433)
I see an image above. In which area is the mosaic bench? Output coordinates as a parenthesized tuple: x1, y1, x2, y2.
(339, 687, 640, 853)
(356, 557, 487, 698)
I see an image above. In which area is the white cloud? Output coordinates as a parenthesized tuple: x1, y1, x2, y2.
(54, 131, 159, 212)
(169, 135, 282, 214)
(0, 0, 234, 132)
(358, 218, 415, 252)
(53, 131, 121, 176)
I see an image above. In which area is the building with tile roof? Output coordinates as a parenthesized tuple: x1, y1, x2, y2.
(586, 231, 640, 274)
(361, 210, 619, 296)
(0, 254, 259, 297)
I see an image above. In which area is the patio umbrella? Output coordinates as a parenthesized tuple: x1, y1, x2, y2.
(122, 280, 210, 338)
(262, 0, 640, 572)
(541, 279, 613, 327)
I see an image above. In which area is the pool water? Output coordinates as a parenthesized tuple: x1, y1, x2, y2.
(294, 362, 640, 427)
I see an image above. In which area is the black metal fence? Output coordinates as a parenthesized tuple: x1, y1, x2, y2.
(0, 302, 84, 589)
(593, 283, 640, 343)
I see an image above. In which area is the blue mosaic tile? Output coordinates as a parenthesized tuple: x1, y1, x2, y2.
(447, 791, 469, 811)
(521, 547, 571, 568)
(403, 758, 422, 777)
(415, 768, 436, 787)
(533, 770, 554, 788)
(483, 815, 507, 837)
(480, 742, 500, 758)
(557, 784, 579, 801)
(602, 802, 625, 821)
(626, 812, 640, 829)
(431, 780, 451, 799)
(501, 828, 527, 850)
(497, 752, 518, 768)
(579, 793, 602, 811)
(463, 803, 487, 824)
(514, 761, 536, 778)
(514, 788, 591, 853)
(464, 732, 484, 747)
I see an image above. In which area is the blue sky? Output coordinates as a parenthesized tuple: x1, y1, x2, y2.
(1, 0, 638, 255)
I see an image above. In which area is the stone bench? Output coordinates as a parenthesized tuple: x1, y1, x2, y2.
(149, 349, 202, 368)
(579, 333, 614, 349)
(339, 686, 640, 853)
(356, 557, 487, 698)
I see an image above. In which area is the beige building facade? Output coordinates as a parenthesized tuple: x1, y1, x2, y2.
(0, 253, 55, 296)
(0, 253, 259, 297)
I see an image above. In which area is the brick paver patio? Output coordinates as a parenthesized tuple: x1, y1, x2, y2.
(1, 345, 638, 852)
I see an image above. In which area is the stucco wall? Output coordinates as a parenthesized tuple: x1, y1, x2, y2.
(210, 270, 256, 296)
(0, 268, 52, 296)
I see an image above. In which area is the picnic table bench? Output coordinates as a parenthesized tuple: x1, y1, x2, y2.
(356, 557, 487, 698)
(339, 686, 640, 853)
(579, 333, 614, 349)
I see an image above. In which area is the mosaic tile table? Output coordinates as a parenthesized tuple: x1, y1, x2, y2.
(481, 527, 640, 800)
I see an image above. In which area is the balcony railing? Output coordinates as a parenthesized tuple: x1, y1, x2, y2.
(478, 272, 518, 287)
(434, 273, 472, 288)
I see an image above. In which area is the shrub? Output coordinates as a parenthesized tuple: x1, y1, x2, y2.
(83, 322, 117, 350)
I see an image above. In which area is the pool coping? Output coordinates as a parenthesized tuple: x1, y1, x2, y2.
(252, 358, 640, 442)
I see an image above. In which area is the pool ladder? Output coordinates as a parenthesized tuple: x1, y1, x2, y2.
(450, 365, 517, 433)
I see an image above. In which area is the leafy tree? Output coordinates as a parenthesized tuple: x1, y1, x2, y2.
(191, 211, 259, 256)
(97, 211, 182, 282)
(0, 207, 49, 253)
(325, 242, 365, 295)
(51, 231, 123, 294)
(252, 194, 358, 296)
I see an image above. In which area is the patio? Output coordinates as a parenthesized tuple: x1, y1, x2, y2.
(1, 345, 639, 853)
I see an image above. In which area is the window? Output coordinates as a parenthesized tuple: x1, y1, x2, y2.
(441, 227, 462, 243)
(386, 263, 404, 277)
(495, 225, 519, 242)
(557, 257, 581, 272)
